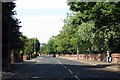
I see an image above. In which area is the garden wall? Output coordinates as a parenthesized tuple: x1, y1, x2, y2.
(60, 53, 120, 63)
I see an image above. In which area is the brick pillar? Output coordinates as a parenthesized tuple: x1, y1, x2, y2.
(23, 54, 27, 61)
(112, 53, 120, 63)
(10, 50, 15, 63)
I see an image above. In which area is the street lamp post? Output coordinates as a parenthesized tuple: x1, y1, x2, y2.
(34, 39, 35, 54)
(39, 43, 41, 56)
(77, 44, 79, 60)
(39, 43, 43, 56)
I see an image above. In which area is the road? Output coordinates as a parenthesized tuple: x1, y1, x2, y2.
(2, 56, 119, 80)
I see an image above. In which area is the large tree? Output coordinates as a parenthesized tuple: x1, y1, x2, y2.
(2, 2, 22, 71)
(67, 2, 120, 52)
(24, 38, 40, 55)
(40, 2, 120, 55)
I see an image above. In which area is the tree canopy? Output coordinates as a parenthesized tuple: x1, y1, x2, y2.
(2, 2, 40, 59)
(41, 2, 120, 54)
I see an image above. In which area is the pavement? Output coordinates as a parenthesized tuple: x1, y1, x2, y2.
(58, 56, 120, 72)
(2, 60, 36, 79)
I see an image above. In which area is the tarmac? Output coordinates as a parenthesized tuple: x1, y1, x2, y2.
(58, 56, 120, 72)
(1, 56, 120, 79)
(2, 60, 36, 79)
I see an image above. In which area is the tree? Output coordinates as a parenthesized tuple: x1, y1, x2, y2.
(13, 35, 28, 61)
(2, 2, 22, 71)
(24, 38, 40, 55)
(54, 34, 65, 53)
(24, 38, 34, 55)
(18, 35, 28, 53)
(44, 2, 120, 55)
(67, 2, 120, 52)
(2, 2, 22, 51)
(78, 21, 97, 53)
(46, 36, 56, 54)
(35, 38, 40, 54)
(40, 43, 48, 54)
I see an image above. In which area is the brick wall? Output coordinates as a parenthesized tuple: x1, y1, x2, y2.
(60, 53, 120, 63)
(112, 53, 120, 63)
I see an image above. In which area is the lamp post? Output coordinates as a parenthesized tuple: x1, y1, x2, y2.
(39, 43, 41, 56)
(34, 39, 35, 54)
(39, 43, 43, 56)
(77, 44, 79, 60)
(32, 38, 36, 58)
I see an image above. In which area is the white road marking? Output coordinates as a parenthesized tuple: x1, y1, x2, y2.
(75, 75, 80, 80)
(56, 59, 63, 65)
(67, 69, 73, 74)
(55, 59, 80, 80)
(63, 65, 67, 69)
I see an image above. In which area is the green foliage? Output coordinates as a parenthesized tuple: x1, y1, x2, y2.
(45, 36, 57, 54)
(77, 21, 95, 53)
(2, 2, 23, 58)
(40, 43, 48, 54)
(54, 35, 64, 53)
(39, 2, 120, 54)
(67, 2, 120, 53)
(2, 2, 41, 61)
(24, 38, 40, 55)
(35, 38, 40, 53)
(2, 2, 21, 49)
(24, 38, 34, 55)
(18, 35, 28, 51)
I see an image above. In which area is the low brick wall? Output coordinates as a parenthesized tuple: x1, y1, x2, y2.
(79, 53, 106, 62)
(112, 53, 120, 63)
(60, 53, 120, 63)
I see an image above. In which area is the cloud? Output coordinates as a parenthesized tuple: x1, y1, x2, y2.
(19, 16, 65, 43)
(15, 0, 68, 10)
(14, 0, 69, 43)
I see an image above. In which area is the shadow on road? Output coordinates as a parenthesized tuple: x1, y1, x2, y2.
(2, 60, 120, 80)
(96, 64, 119, 68)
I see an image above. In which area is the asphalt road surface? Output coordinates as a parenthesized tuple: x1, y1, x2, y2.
(2, 56, 120, 80)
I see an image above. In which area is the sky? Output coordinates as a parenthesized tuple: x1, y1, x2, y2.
(14, 0, 69, 43)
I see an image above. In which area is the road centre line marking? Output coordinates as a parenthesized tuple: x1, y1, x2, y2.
(75, 75, 80, 80)
(55, 59, 73, 74)
(55, 59, 80, 80)
(67, 69, 73, 74)
(56, 59, 62, 64)
(63, 66, 67, 69)
(56, 59, 64, 66)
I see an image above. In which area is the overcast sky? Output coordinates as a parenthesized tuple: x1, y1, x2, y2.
(14, 0, 69, 43)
